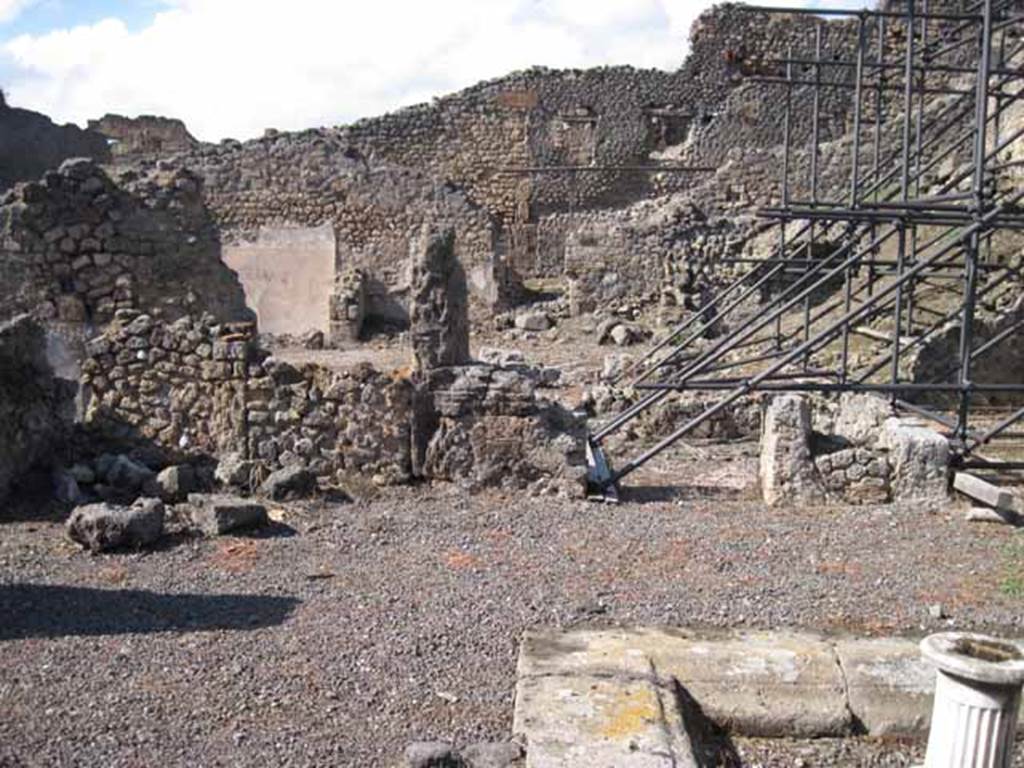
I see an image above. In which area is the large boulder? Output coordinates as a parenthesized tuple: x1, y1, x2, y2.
(760, 395, 824, 507)
(67, 498, 165, 552)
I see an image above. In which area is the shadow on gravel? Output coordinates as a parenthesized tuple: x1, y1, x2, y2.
(621, 484, 747, 504)
(0, 584, 300, 640)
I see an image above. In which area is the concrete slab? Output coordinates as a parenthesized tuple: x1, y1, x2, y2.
(835, 637, 934, 735)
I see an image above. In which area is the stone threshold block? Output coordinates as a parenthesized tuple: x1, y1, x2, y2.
(513, 627, 985, 767)
(954, 471, 1022, 517)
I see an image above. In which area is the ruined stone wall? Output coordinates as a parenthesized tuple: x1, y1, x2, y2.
(169, 133, 511, 325)
(0, 315, 75, 505)
(0, 159, 254, 379)
(88, 114, 199, 161)
(81, 310, 586, 494)
(0, 98, 110, 192)
(81, 311, 415, 485)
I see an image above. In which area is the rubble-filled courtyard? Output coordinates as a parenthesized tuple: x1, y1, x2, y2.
(4, 0, 1024, 766)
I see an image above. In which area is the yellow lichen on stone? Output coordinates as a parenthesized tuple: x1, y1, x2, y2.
(594, 686, 661, 741)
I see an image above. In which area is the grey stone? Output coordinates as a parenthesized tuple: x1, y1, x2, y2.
(155, 464, 197, 503)
(67, 498, 165, 552)
(760, 395, 824, 507)
(834, 638, 934, 736)
(834, 393, 892, 446)
(68, 463, 96, 485)
(600, 353, 632, 382)
(514, 312, 552, 332)
(188, 493, 268, 536)
(409, 224, 470, 371)
(214, 453, 255, 490)
(53, 470, 86, 505)
(259, 465, 317, 501)
(461, 742, 523, 768)
(610, 323, 642, 346)
(966, 506, 1019, 525)
(953, 472, 1021, 514)
(879, 418, 949, 502)
(103, 454, 156, 492)
(404, 741, 461, 768)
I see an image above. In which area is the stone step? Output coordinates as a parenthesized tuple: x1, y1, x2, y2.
(953, 471, 1022, 515)
(513, 628, 959, 766)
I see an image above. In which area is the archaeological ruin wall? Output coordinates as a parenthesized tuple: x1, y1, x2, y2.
(0, 96, 111, 192)
(166, 132, 512, 336)
(0, 314, 76, 506)
(88, 114, 199, 161)
(0, 158, 254, 377)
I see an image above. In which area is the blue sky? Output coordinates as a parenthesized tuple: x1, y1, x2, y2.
(0, 0, 872, 142)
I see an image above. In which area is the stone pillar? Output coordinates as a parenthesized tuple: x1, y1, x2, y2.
(329, 267, 367, 344)
(409, 224, 469, 372)
(759, 394, 824, 507)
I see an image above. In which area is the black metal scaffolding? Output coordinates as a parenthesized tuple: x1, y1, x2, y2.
(588, 0, 1024, 498)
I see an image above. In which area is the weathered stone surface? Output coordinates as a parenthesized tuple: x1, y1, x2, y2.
(461, 742, 524, 768)
(760, 395, 824, 507)
(418, 365, 587, 495)
(514, 312, 552, 333)
(833, 393, 893, 446)
(953, 472, 1021, 514)
(0, 315, 74, 505)
(214, 453, 256, 490)
(879, 418, 949, 502)
(518, 628, 850, 739)
(155, 464, 197, 503)
(514, 674, 696, 768)
(966, 506, 1020, 525)
(103, 455, 156, 493)
(835, 638, 934, 736)
(188, 493, 268, 535)
(410, 225, 470, 372)
(67, 498, 165, 552)
(259, 465, 316, 501)
(404, 741, 461, 768)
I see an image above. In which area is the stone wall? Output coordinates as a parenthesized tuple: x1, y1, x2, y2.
(0, 159, 254, 373)
(167, 134, 511, 325)
(80, 311, 586, 494)
(0, 315, 75, 505)
(88, 114, 199, 160)
(0, 97, 110, 192)
(80, 310, 415, 485)
(760, 394, 949, 507)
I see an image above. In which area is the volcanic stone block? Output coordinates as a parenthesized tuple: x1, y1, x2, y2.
(188, 493, 268, 535)
(67, 498, 165, 552)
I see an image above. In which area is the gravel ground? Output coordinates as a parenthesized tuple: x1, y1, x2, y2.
(3, 441, 1024, 767)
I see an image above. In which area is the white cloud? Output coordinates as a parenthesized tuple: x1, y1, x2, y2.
(0, 0, 35, 24)
(0, 0, 851, 142)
